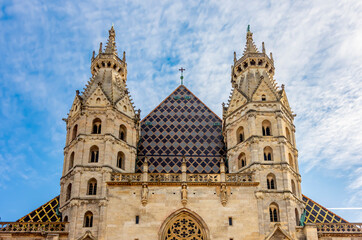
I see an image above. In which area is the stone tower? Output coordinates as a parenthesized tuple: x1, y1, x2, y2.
(223, 26, 304, 235)
(59, 26, 140, 239)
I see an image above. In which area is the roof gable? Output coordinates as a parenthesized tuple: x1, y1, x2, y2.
(137, 85, 225, 173)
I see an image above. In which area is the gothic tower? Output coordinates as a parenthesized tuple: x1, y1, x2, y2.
(223, 26, 304, 235)
(59, 26, 140, 239)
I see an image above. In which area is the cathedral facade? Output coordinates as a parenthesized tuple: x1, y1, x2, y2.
(0, 27, 361, 240)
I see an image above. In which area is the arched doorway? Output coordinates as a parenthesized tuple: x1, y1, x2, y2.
(159, 209, 209, 240)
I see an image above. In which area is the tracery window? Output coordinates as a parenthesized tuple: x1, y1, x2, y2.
(289, 153, 294, 169)
(84, 211, 93, 228)
(66, 183, 72, 201)
(269, 203, 279, 222)
(117, 151, 125, 169)
(263, 147, 273, 161)
(72, 124, 78, 140)
(267, 173, 276, 189)
(89, 146, 99, 163)
(163, 212, 206, 240)
(291, 180, 296, 195)
(92, 118, 102, 134)
(87, 178, 97, 195)
(238, 152, 246, 169)
(236, 126, 244, 144)
(119, 125, 127, 141)
(286, 127, 291, 142)
(262, 120, 272, 136)
(68, 152, 74, 170)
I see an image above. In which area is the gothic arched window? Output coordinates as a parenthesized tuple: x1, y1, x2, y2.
(263, 147, 273, 161)
(117, 151, 125, 169)
(269, 203, 279, 222)
(238, 152, 246, 169)
(72, 124, 78, 140)
(89, 146, 99, 163)
(236, 126, 244, 144)
(119, 125, 127, 142)
(267, 173, 276, 189)
(291, 180, 296, 195)
(68, 152, 75, 170)
(87, 178, 97, 195)
(289, 153, 294, 169)
(63, 216, 68, 222)
(84, 211, 93, 228)
(92, 118, 102, 134)
(161, 211, 207, 240)
(66, 183, 72, 201)
(286, 127, 291, 142)
(262, 120, 272, 136)
(295, 208, 299, 226)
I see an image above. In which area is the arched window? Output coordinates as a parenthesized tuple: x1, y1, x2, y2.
(291, 180, 296, 195)
(92, 118, 102, 134)
(269, 203, 279, 222)
(267, 173, 276, 189)
(72, 124, 78, 140)
(289, 153, 294, 169)
(63, 216, 68, 222)
(286, 127, 291, 142)
(295, 208, 299, 226)
(84, 211, 93, 228)
(238, 153, 246, 169)
(261, 94, 266, 101)
(263, 147, 273, 161)
(66, 183, 72, 201)
(87, 178, 97, 195)
(262, 120, 272, 136)
(119, 125, 127, 142)
(68, 152, 74, 170)
(89, 146, 99, 163)
(117, 151, 125, 169)
(236, 126, 244, 144)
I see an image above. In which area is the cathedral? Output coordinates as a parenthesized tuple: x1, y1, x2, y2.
(0, 26, 361, 240)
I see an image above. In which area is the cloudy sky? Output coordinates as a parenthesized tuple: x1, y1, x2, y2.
(0, 0, 361, 222)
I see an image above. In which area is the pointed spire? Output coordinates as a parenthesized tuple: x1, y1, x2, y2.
(104, 26, 117, 55)
(243, 25, 259, 54)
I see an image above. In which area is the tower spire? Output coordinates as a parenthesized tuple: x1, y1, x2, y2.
(104, 26, 117, 55)
(243, 25, 258, 54)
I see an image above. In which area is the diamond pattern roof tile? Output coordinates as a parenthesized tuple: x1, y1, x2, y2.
(137, 85, 226, 173)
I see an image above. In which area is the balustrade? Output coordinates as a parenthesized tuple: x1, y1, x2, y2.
(316, 223, 362, 236)
(0, 222, 68, 233)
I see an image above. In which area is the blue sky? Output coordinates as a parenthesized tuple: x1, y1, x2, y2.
(0, 0, 361, 221)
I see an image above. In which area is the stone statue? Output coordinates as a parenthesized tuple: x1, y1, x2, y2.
(220, 184, 228, 206)
(141, 183, 149, 206)
(181, 184, 188, 206)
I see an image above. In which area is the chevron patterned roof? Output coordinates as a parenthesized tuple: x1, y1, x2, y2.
(137, 85, 226, 173)
(17, 196, 61, 222)
(302, 195, 348, 224)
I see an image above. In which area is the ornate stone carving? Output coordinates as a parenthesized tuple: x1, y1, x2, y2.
(220, 184, 228, 206)
(181, 183, 188, 206)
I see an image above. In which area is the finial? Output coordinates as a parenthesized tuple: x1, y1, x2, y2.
(233, 51, 236, 63)
(262, 42, 265, 54)
(270, 52, 273, 61)
(243, 25, 258, 54)
(76, 90, 80, 96)
(179, 67, 185, 85)
(105, 26, 117, 55)
(123, 51, 126, 61)
(281, 84, 285, 90)
(99, 42, 102, 54)
(92, 51, 95, 61)
(247, 24, 250, 32)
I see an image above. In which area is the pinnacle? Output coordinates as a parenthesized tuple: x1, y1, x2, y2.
(104, 26, 117, 55)
(243, 26, 259, 55)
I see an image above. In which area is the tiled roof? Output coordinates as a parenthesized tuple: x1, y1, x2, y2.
(17, 196, 61, 222)
(302, 195, 348, 224)
(137, 85, 226, 173)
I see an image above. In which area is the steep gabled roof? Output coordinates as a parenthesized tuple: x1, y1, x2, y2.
(17, 196, 61, 222)
(303, 195, 348, 224)
(137, 85, 226, 174)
